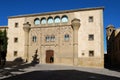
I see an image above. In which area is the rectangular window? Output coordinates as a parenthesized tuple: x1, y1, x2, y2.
(88, 34, 94, 41)
(89, 16, 93, 22)
(14, 51, 18, 57)
(14, 37, 18, 43)
(15, 23, 18, 28)
(89, 50, 94, 57)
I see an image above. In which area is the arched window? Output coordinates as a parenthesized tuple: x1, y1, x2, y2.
(51, 35, 55, 41)
(34, 18, 40, 25)
(48, 17, 54, 24)
(41, 18, 46, 24)
(46, 36, 50, 42)
(64, 34, 70, 41)
(54, 16, 60, 23)
(32, 36, 37, 42)
(61, 15, 68, 23)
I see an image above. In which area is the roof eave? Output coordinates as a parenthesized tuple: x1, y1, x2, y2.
(8, 6, 104, 19)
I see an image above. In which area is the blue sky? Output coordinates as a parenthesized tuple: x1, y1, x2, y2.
(0, 0, 120, 53)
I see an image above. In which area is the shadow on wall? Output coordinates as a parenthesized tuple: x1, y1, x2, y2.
(31, 53, 39, 64)
(2, 49, 40, 68)
(31, 49, 40, 64)
(0, 57, 39, 77)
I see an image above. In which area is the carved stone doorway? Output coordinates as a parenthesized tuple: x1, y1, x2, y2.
(46, 50, 54, 63)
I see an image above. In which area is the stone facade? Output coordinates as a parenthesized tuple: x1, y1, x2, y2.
(106, 25, 120, 66)
(7, 7, 104, 68)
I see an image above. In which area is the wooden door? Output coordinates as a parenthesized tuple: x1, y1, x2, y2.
(46, 50, 54, 63)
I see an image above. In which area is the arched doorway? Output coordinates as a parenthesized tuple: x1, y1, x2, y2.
(46, 50, 54, 63)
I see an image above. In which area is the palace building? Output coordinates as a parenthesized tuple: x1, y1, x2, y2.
(6, 7, 104, 68)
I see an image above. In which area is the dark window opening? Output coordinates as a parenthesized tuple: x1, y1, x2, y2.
(14, 51, 18, 57)
(14, 37, 18, 43)
(89, 50, 94, 57)
(15, 23, 18, 28)
(89, 16, 93, 22)
(89, 34, 94, 41)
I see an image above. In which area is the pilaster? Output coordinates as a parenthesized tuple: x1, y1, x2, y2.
(23, 22, 31, 62)
(71, 18, 80, 66)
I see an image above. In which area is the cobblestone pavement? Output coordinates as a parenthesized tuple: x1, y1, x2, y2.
(0, 64, 120, 80)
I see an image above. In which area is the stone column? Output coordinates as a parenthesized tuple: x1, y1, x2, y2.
(71, 18, 80, 66)
(23, 22, 31, 62)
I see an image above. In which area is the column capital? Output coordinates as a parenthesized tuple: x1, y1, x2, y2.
(71, 18, 80, 30)
(23, 22, 31, 32)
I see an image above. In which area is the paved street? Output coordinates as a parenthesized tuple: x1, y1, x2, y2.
(0, 64, 120, 80)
